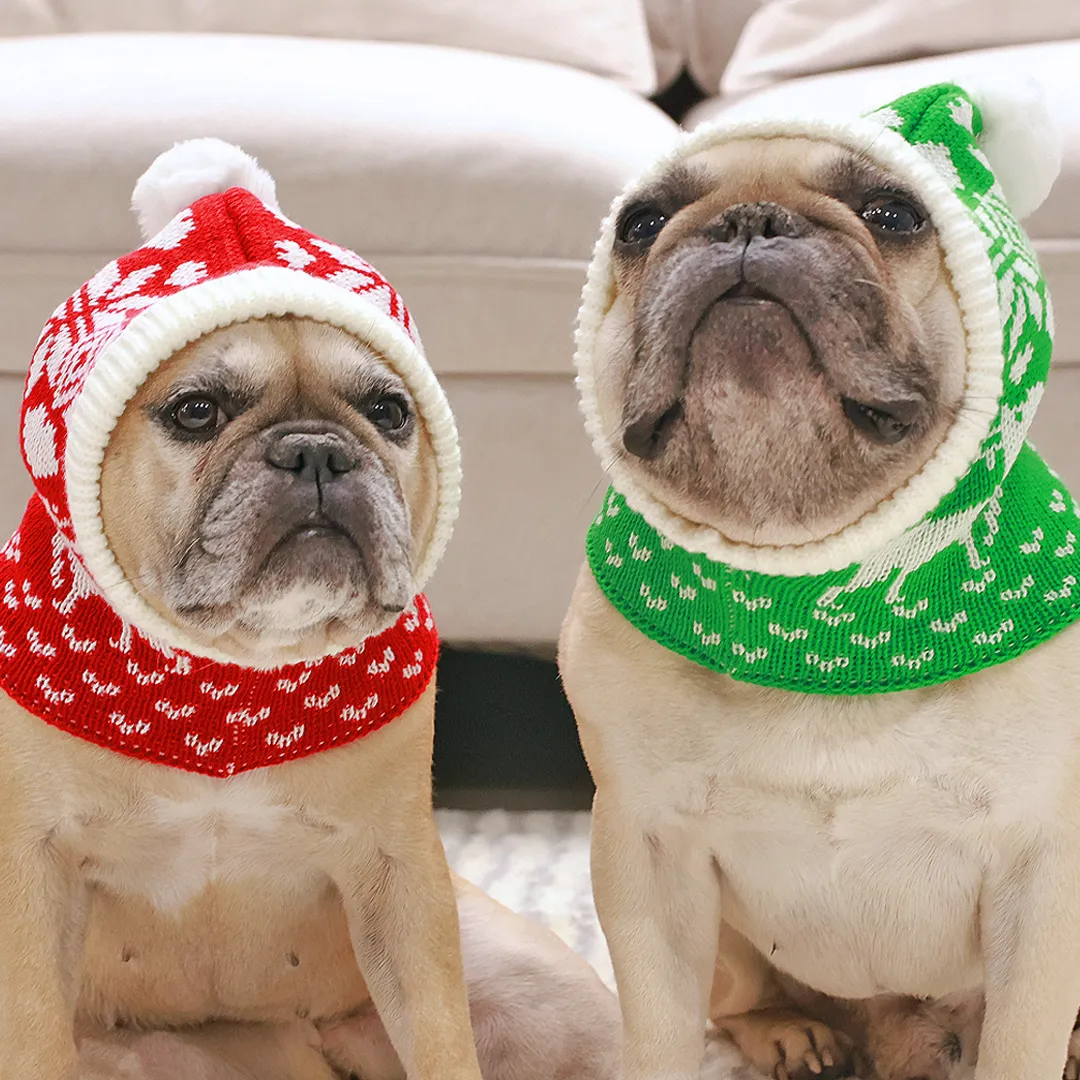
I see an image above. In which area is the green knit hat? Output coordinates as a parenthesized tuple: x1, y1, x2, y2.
(577, 82, 1080, 693)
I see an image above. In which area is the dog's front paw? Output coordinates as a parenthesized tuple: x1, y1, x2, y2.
(718, 1009, 857, 1080)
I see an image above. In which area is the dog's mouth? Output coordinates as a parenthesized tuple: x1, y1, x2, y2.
(717, 280, 781, 305)
(623, 392, 922, 462)
(620, 279, 801, 462)
(174, 517, 365, 619)
(273, 518, 358, 550)
(255, 515, 366, 582)
(620, 267, 929, 460)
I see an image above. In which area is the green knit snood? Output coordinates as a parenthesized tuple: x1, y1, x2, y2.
(582, 83, 1080, 694)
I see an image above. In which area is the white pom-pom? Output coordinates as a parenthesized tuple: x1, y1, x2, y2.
(966, 76, 1062, 221)
(131, 138, 280, 241)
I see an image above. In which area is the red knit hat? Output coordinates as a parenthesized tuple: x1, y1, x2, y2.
(0, 140, 457, 775)
(26, 138, 460, 654)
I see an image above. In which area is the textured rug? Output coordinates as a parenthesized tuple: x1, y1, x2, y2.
(436, 808, 613, 986)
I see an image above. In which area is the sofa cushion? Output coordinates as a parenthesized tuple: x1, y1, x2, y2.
(0, 0, 657, 92)
(0, 34, 679, 378)
(643, 0, 686, 92)
(721, 0, 1080, 96)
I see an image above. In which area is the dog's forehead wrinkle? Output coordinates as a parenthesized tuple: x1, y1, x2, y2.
(669, 141, 932, 238)
(293, 334, 406, 407)
(682, 137, 843, 197)
(336, 368, 410, 409)
(204, 327, 289, 387)
(301, 322, 382, 375)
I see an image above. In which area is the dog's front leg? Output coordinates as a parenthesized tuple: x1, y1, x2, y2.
(976, 829, 1080, 1080)
(592, 791, 721, 1080)
(0, 828, 87, 1079)
(331, 812, 482, 1080)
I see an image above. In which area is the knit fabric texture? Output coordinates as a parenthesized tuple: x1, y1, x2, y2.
(4, 147, 450, 772)
(586, 83, 1080, 693)
(0, 498, 437, 775)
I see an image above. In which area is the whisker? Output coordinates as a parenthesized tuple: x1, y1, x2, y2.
(851, 277, 889, 293)
(579, 475, 608, 513)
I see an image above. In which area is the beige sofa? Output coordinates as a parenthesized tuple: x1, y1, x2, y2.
(2, 1, 1078, 648)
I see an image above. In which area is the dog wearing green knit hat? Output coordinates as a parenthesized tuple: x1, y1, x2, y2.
(559, 81, 1080, 1080)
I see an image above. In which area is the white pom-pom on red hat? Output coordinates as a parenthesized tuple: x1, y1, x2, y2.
(131, 138, 280, 242)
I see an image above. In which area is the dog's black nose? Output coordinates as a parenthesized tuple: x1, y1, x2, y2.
(707, 201, 805, 243)
(265, 430, 356, 481)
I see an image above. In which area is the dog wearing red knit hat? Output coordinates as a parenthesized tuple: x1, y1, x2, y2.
(0, 140, 620, 1080)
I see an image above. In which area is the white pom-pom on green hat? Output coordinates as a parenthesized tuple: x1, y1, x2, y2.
(964, 76, 1061, 221)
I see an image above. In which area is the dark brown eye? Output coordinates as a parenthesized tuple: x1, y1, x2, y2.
(365, 395, 409, 433)
(617, 204, 669, 246)
(172, 395, 221, 435)
(860, 196, 924, 235)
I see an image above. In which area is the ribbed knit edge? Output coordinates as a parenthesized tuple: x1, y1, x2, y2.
(65, 265, 461, 664)
(575, 115, 1002, 577)
(586, 503, 1080, 695)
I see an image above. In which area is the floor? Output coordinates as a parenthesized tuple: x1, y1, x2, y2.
(436, 808, 614, 986)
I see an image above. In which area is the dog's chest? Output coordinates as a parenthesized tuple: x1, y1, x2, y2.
(58, 773, 375, 1023)
(67, 775, 332, 911)
(628, 685, 1072, 1000)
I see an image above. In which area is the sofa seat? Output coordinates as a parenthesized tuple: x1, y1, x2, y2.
(0, 32, 680, 641)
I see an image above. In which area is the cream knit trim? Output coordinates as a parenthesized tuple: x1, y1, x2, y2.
(575, 115, 1002, 577)
(65, 265, 460, 663)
